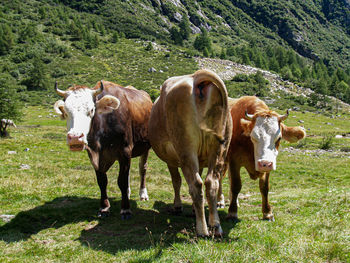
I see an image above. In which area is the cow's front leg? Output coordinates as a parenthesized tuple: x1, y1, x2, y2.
(139, 151, 149, 201)
(96, 171, 111, 217)
(205, 168, 222, 237)
(168, 165, 183, 214)
(118, 156, 132, 220)
(259, 172, 274, 221)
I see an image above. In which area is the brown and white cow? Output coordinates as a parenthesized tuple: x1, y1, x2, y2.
(218, 96, 306, 221)
(149, 69, 232, 236)
(54, 80, 153, 219)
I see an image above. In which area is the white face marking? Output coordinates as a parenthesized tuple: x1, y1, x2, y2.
(250, 116, 281, 171)
(63, 89, 96, 145)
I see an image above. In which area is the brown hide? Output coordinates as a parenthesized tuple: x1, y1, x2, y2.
(224, 95, 305, 221)
(228, 96, 269, 176)
(68, 80, 152, 217)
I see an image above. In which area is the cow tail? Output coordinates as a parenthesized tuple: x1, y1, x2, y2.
(193, 69, 229, 143)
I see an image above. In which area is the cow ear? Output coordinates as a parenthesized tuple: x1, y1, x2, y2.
(281, 123, 306, 142)
(54, 100, 67, 120)
(240, 118, 252, 136)
(96, 95, 120, 114)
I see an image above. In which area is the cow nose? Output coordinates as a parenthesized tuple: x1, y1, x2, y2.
(67, 133, 84, 142)
(258, 160, 273, 171)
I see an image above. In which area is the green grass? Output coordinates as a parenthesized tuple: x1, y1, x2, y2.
(0, 106, 349, 262)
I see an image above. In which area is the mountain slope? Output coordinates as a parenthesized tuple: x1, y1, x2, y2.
(52, 0, 350, 69)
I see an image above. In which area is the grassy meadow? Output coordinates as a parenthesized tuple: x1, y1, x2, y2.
(0, 105, 349, 262)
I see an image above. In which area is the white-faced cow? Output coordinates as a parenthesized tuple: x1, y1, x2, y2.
(54, 80, 153, 219)
(149, 69, 232, 236)
(218, 96, 306, 221)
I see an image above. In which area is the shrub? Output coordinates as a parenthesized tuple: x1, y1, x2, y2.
(319, 133, 334, 150)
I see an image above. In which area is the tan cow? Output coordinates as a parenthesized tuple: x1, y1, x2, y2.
(218, 96, 306, 221)
(149, 69, 232, 236)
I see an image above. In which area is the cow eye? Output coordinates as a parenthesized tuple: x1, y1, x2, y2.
(89, 108, 95, 116)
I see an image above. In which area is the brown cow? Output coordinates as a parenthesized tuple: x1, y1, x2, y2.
(149, 69, 232, 236)
(218, 96, 306, 221)
(54, 80, 152, 219)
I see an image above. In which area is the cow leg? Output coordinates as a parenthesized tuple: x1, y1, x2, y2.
(96, 170, 111, 217)
(167, 165, 183, 214)
(205, 167, 223, 237)
(181, 159, 209, 237)
(139, 150, 149, 201)
(259, 172, 274, 221)
(217, 163, 228, 209)
(227, 163, 241, 221)
(118, 156, 132, 220)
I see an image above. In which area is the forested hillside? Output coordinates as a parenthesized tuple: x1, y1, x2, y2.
(0, 0, 350, 118)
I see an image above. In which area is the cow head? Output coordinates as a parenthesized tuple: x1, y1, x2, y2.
(241, 109, 305, 172)
(53, 81, 120, 151)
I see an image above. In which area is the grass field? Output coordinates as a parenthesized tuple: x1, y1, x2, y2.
(0, 106, 349, 262)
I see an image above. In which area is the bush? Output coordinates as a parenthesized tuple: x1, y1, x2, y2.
(319, 133, 334, 150)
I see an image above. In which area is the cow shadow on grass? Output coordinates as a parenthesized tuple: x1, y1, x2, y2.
(0, 196, 240, 256)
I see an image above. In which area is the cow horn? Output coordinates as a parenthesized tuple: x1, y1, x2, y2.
(245, 110, 254, 121)
(55, 81, 67, 97)
(278, 109, 290, 122)
(93, 80, 104, 97)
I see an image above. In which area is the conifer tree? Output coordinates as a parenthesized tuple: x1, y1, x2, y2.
(0, 24, 14, 55)
(179, 15, 191, 40)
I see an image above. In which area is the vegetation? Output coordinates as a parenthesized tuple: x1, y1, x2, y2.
(0, 73, 22, 137)
(0, 0, 350, 107)
(0, 106, 349, 262)
(0, 1, 349, 260)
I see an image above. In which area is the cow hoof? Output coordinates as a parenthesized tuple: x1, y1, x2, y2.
(139, 188, 149, 201)
(168, 206, 183, 215)
(98, 209, 110, 218)
(226, 215, 239, 223)
(263, 215, 275, 222)
(217, 202, 225, 209)
(209, 225, 224, 237)
(120, 209, 132, 220)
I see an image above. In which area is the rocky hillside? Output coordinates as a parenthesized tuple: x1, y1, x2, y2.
(54, 0, 350, 69)
(196, 57, 350, 111)
(0, 0, 350, 110)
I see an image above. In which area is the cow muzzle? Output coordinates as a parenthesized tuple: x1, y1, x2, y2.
(67, 133, 86, 151)
(257, 160, 273, 172)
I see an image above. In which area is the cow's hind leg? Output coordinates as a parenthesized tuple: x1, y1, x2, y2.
(205, 167, 223, 237)
(139, 150, 149, 201)
(217, 163, 228, 209)
(118, 156, 132, 220)
(168, 165, 183, 214)
(181, 158, 209, 237)
(227, 163, 241, 221)
(259, 172, 274, 221)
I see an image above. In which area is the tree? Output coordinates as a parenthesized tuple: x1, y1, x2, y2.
(0, 24, 14, 55)
(0, 73, 22, 137)
(220, 47, 227, 59)
(111, 31, 119, 43)
(170, 27, 183, 45)
(179, 15, 191, 40)
(22, 56, 48, 91)
(194, 28, 211, 53)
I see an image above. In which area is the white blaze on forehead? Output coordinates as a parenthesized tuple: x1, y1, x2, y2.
(64, 89, 96, 143)
(250, 116, 281, 171)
